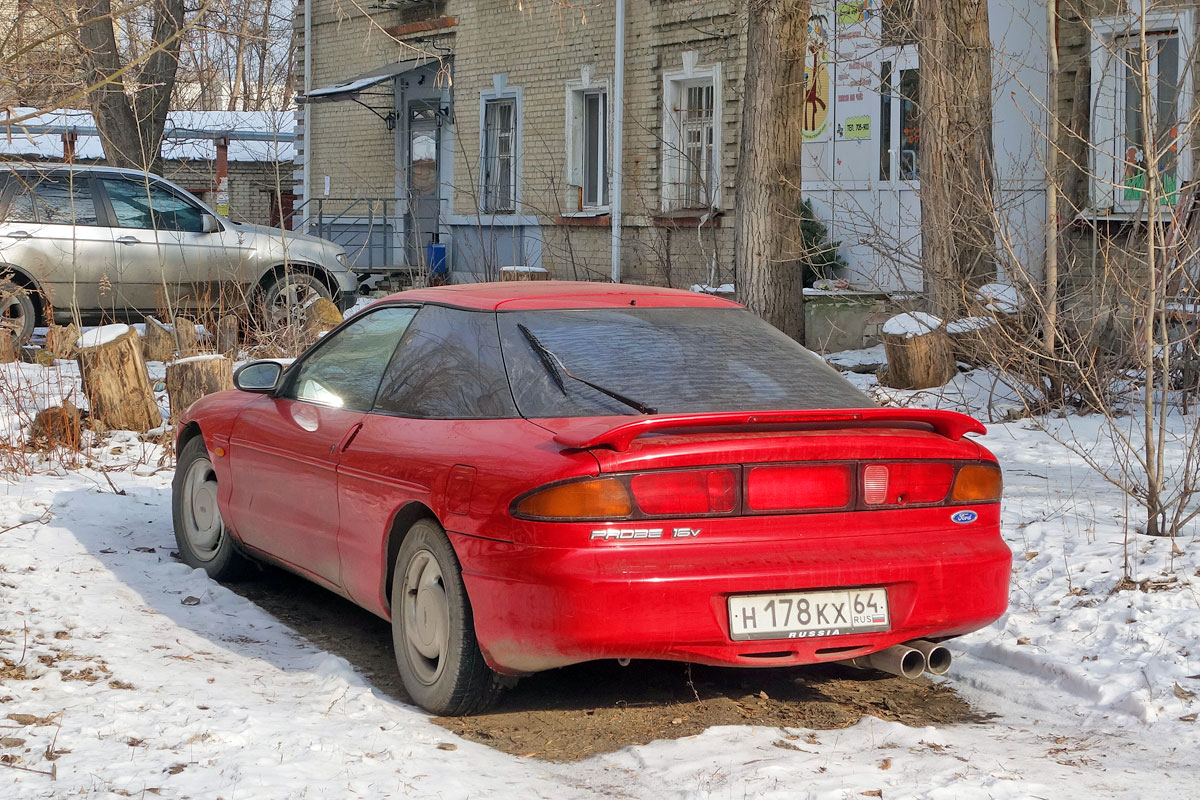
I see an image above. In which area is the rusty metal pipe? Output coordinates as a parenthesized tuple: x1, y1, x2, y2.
(839, 644, 926, 680)
(908, 639, 952, 675)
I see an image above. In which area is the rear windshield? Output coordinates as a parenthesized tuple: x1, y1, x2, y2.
(498, 307, 873, 417)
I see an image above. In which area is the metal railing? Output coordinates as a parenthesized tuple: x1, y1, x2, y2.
(284, 197, 410, 273)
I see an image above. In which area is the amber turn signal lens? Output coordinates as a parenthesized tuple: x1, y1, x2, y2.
(951, 463, 1003, 502)
(516, 478, 633, 519)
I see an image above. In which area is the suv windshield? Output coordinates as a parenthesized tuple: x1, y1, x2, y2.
(498, 307, 873, 418)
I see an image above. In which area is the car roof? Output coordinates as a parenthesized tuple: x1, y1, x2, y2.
(1, 162, 164, 180)
(378, 281, 744, 311)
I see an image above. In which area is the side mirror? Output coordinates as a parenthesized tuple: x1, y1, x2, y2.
(201, 213, 221, 233)
(233, 360, 283, 393)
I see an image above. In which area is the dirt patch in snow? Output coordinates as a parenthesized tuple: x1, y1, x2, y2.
(229, 563, 989, 762)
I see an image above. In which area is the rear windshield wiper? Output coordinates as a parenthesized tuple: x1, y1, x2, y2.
(517, 324, 658, 415)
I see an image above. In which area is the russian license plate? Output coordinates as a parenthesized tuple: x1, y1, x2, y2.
(727, 588, 890, 641)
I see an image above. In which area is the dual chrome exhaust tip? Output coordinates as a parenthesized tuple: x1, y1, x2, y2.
(838, 639, 952, 679)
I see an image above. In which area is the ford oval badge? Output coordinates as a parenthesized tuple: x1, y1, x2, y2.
(951, 510, 978, 524)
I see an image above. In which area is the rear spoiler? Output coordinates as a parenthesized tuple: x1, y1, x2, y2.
(553, 408, 986, 452)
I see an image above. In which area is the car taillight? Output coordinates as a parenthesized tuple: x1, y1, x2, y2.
(862, 462, 955, 506)
(630, 469, 737, 515)
(513, 459, 1001, 522)
(515, 477, 633, 520)
(746, 464, 853, 511)
(951, 463, 1003, 502)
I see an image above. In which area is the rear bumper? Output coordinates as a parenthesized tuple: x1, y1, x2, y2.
(450, 512, 1012, 674)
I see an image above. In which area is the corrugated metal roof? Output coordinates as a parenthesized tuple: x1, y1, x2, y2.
(0, 108, 296, 163)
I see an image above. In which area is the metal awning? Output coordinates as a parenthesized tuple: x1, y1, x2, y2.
(301, 59, 428, 104)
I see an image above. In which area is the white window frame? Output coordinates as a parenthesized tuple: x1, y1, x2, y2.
(480, 79, 522, 214)
(566, 73, 611, 213)
(1089, 10, 1193, 215)
(662, 59, 723, 211)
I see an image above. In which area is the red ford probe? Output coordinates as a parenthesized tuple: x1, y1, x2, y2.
(172, 281, 1011, 715)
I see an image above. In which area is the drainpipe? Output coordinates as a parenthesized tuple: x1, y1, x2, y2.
(610, 0, 625, 283)
(301, 0, 312, 226)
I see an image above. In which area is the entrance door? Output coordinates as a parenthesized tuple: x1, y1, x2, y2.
(405, 101, 441, 268)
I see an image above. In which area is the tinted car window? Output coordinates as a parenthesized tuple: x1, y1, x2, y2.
(498, 307, 873, 417)
(287, 306, 419, 411)
(2, 174, 99, 225)
(102, 179, 204, 232)
(375, 305, 517, 419)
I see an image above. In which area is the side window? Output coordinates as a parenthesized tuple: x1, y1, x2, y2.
(1, 175, 98, 225)
(287, 306, 419, 412)
(1, 174, 37, 223)
(101, 179, 204, 232)
(375, 305, 516, 419)
(32, 178, 101, 226)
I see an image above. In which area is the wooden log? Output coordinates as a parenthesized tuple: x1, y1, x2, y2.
(44, 323, 81, 360)
(173, 316, 199, 357)
(879, 312, 957, 390)
(216, 315, 239, 357)
(76, 324, 161, 432)
(166, 355, 234, 423)
(143, 316, 175, 362)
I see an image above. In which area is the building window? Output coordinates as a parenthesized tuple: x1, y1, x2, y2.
(898, 67, 920, 181)
(1120, 32, 1180, 204)
(482, 98, 516, 213)
(1090, 12, 1192, 214)
(679, 83, 715, 207)
(662, 61, 722, 211)
(582, 91, 609, 208)
(566, 79, 610, 211)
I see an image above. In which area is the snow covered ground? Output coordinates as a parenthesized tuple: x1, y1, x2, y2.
(1, 356, 1198, 799)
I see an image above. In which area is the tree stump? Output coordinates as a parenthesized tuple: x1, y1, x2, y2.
(44, 323, 81, 360)
(166, 355, 234, 423)
(946, 316, 996, 367)
(216, 315, 239, 357)
(880, 312, 957, 389)
(173, 317, 199, 357)
(76, 324, 161, 432)
(305, 298, 343, 340)
(29, 401, 82, 451)
(0, 332, 17, 364)
(143, 316, 175, 362)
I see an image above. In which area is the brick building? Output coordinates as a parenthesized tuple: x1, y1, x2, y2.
(295, 0, 1199, 328)
(296, 0, 743, 289)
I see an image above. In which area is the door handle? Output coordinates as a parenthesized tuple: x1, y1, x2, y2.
(115, 236, 140, 245)
(5, 231, 31, 239)
(331, 422, 363, 455)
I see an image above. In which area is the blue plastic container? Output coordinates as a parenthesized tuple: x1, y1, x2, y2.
(426, 242, 448, 277)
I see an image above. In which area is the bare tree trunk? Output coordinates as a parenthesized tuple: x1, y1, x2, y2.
(735, 0, 810, 343)
(916, 0, 996, 318)
(76, 0, 185, 172)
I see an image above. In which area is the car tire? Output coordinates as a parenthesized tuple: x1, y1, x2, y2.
(259, 269, 335, 328)
(172, 435, 250, 581)
(392, 519, 506, 715)
(0, 278, 36, 346)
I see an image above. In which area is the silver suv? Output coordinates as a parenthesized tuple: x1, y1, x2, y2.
(0, 165, 356, 342)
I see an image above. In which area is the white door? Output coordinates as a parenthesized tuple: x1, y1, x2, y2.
(876, 48, 923, 294)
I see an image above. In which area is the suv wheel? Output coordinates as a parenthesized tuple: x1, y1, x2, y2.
(260, 270, 334, 328)
(0, 279, 36, 346)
